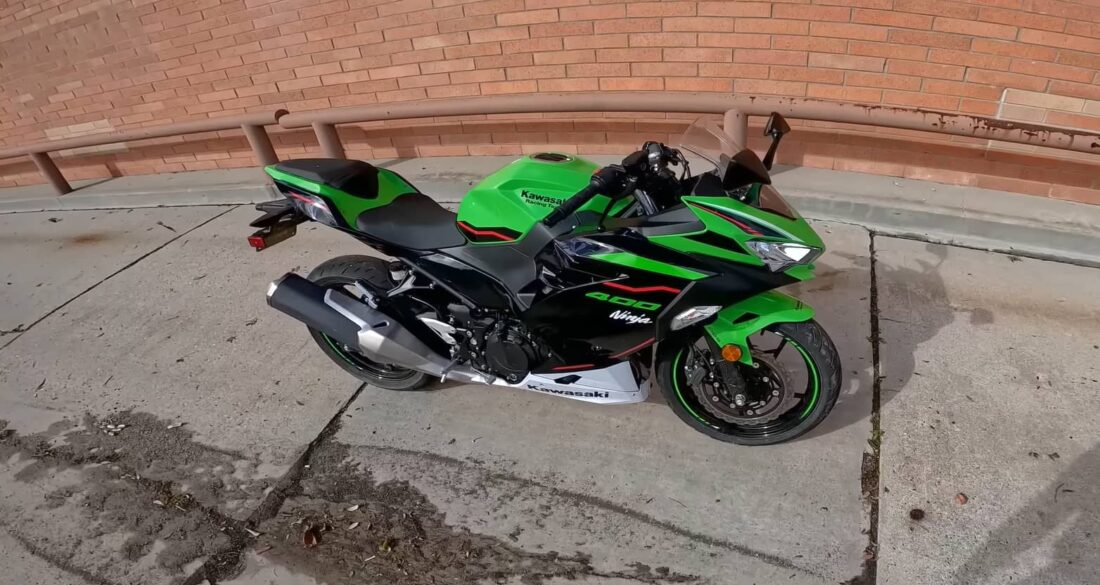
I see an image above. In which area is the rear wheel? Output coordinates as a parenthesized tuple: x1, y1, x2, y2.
(657, 320, 840, 445)
(307, 255, 430, 391)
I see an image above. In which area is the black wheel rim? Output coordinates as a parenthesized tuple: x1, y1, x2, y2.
(670, 330, 822, 439)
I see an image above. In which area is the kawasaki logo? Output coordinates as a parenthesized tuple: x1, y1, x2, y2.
(521, 190, 563, 208)
(609, 310, 652, 325)
(527, 384, 610, 398)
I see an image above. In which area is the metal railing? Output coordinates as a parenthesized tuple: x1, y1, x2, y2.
(2, 93, 1099, 195)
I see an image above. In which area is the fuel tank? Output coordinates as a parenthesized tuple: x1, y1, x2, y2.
(455, 152, 627, 243)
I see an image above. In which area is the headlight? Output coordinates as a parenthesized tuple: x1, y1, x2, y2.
(746, 241, 821, 272)
(287, 191, 337, 226)
(671, 305, 721, 330)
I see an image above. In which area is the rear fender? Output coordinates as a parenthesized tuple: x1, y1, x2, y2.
(702, 291, 814, 365)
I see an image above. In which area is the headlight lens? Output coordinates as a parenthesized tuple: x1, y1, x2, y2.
(287, 191, 337, 226)
(746, 241, 821, 271)
(671, 305, 721, 330)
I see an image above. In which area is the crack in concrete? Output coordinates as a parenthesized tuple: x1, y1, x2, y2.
(0, 205, 238, 353)
(3, 523, 122, 585)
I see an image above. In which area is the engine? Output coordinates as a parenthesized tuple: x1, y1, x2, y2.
(447, 307, 544, 383)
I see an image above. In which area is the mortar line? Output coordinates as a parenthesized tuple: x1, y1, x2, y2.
(0, 205, 238, 353)
(182, 382, 369, 585)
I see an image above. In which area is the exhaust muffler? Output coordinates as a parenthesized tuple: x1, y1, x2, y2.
(266, 273, 450, 376)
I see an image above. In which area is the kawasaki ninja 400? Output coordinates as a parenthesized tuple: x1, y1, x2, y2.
(249, 114, 840, 445)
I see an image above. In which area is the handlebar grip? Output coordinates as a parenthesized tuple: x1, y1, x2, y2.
(542, 166, 622, 227)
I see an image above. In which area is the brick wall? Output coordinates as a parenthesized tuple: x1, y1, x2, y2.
(1, 0, 1099, 203)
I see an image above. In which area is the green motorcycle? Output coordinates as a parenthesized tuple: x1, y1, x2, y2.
(251, 113, 840, 445)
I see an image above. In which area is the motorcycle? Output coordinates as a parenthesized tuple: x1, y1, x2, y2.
(248, 114, 840, 445)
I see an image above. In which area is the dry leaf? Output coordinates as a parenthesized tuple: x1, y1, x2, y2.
(348, 522, 360, 530)
(256, 546, 273, 555)
(153, 500, 164, 507)
(346, 504, 360, 512)
(303, 526, 320, 547)
(244, 528, 262, 537)
(955, 493, 968, 505)
(167, 422, 185, 430)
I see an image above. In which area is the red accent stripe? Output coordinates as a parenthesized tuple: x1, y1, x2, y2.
(611, 337, 655, 360)
(603, 281, 682, 295)
(552, 363, 595, 372)
(456, 221, 516, 242)
(287, 191, 318, 207)
(692, 203, 763, 236)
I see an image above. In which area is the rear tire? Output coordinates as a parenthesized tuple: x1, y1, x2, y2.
(307, 255, 431, 391)
(657, 319, 841, 445)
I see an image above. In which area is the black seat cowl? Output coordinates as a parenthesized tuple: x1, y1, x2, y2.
(273, 159, 381, 198)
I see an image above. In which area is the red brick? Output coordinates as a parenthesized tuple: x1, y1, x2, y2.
(927, 48, 1009, 70)
(369, 63, 420, 80)
(629, 33, 697, 47)
(533, 49, 595, 65)
(1049, 81, 1100, 101)
(664, 17, 735, 33)
(971, 38, 1057, 61)
(697, 2, 771, 17)
(276, 76, 323, 91)
(624, 2, 691, 17)
(1057, 50, 1100, 70)
(668, 77, 734, 92)
(339, 56, 393, 72)
(266, 54, 313, 71)
(503, 37, 564, 53)
(397, 73, 451, 89)
(1029, 0, 1096, 21)
(1010, 59, 1093, 83)
(496, 9, 557, 26)
(427, 83, 482, 98)
(594, 18, 661, 34)
(295, 62, 341, 78)
(852, 8, 932, 29)
(560, 4, 624, 20)
(811, 53, 885, 71)
(631, 62, 698, 77)
(735, 79, 807, 95)
(699, 63, 769, 78)
(934, 17, 1017, 40)
(772, 66, 845, 84)
(886, 59, 964, 80)
(475, 54, 534, 68)
(438, 15, 495, 33)
(384, 22, 439, 42)
(848, 41, 927, 61)
(479, 79, 537, 94)
(921, 79, 1003, 100)
(981, 7, 1066, 32)
(772, 35, 849, 53)
(563, 62, 627, 76)
(420, 58, 475, 74)
(888, 29, 971, 50)
(469, 26, 529, 43)
(412, 32, 469, 50)
(736, 49, 806, 65)
(893, 0, 979, 19)
(965, 69, 1049, 92)
(444, 42, 502, 59)
(1018, 29, 1100, 53)
(663, 47, 732, 62)
(774, 4, 850, 21)
(846, 71, 922, 90)
(699, 33, 771, 49)
(537, 77, 598, 91)
(450, 69, 506, 83)
(732, 18, 806, 34)
(808, 84, 883, 104)
(599, 77, 665, 91)
(392, 48, 446, 65)
(462, 0, 525, 17)
(810, 22, 888, 41)
(531, 21, 593, 37)
(1065, 21, 1100, 38)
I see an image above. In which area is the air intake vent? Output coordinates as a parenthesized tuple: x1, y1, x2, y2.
(531, 152, 572, 162)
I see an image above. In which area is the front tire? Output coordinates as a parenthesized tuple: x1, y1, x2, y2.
(307, 255, 431, 391)
(657, 320, 841, 445)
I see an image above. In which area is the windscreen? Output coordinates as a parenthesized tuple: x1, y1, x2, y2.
(677, 117, 744, 176)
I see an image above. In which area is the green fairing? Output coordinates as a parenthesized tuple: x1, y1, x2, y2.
(456, 154, 630, 242)
(264, 165, 417, 226)
(703, 290, 814, 365)
(591, 252, 708, 281)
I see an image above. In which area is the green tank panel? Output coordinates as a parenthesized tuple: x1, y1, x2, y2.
(456, 153, 626, 242)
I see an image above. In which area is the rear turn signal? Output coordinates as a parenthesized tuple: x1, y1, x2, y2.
(721, 344, 743, 362)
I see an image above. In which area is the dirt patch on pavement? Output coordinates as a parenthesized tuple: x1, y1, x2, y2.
(0, 414, 260, 580)
(254, 441, 695, 585)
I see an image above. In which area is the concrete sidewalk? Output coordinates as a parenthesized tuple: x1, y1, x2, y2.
(3, 157, 1099, 266)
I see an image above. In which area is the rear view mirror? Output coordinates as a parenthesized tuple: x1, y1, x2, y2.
(762, 112, 791, 171)
(721, 149, 772, 190)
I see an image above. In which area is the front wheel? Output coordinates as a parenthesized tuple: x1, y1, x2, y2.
(657, 320, 841, 445)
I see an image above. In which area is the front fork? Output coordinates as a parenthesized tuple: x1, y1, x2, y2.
(702, 290, 815, 366)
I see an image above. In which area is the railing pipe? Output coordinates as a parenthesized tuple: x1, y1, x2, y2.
(29, 152, 71, 195)
(313, 123, 346, 159)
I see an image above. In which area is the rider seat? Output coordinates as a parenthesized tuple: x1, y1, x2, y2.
(355, 193, 467, 251)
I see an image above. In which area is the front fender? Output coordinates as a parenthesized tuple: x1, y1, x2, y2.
(703, 291, 814, 365)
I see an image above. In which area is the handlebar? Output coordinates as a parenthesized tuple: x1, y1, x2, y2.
(542, 166, 625, 228)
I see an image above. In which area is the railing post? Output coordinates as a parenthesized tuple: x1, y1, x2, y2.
(30, 152, 72, 195)
(313, 122, 345, 159)
(723, 108, 748, 146)
(242, 124, 279, 166)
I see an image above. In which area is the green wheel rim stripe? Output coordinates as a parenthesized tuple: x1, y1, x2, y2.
(321, 333, 359, 368)
(671, 349, 715, 428)
(789, 337, 821, 420)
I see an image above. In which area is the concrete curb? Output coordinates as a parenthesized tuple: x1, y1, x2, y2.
(2, 157, 1097, 266)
